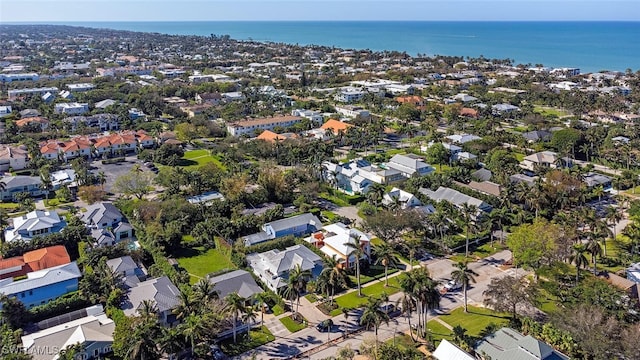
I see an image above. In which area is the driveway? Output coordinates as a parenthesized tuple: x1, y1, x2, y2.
(332, 206, 363, 227)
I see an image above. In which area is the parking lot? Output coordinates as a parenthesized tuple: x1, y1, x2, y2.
(89, 156, 146, 193)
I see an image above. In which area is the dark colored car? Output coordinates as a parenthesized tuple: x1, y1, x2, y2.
(380, 304, 402, 318)
(316, 319, 334, 332)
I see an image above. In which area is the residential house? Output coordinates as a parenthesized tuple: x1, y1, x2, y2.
(246, 244, 323, 291)
(180, 104, 213, 118)
(4, 210, 67, 242)
(321, 119, 353, 135)
(0, 175, 45, 200)
(396, 95, 424, 106)
(221, 91, 245, 102)
(419, 186, 492, 214)
(522, 130, 552, 143)
(15, 116, 50, 131)
(445, 133, 481, 145)
(385, 154, 435, 178)
(81, 202, 134, 247)
(22, 305, 115, 360)
(612, 136, 630, 144)
(335, 105, 370, 119)
(335, 87, 365, 103)
(0, 105, 12, 118)
(8, 87, 58, 100)
(54, 103, 89, 115)
(226, 115, 303, 137)
(67, 83, 95, 92)
(122, 276, 181, 326)
(186, 191, 226, 205)
(94, 99, 117, 109)
(474, 327, 569, 360)
(520, 151, 571, 171)
(382, 188, 422, 209)
(0, 145, 29, 171)
(19, 109, 40, 118)
(0, 245, 70, 280)
(0, 262, 81, 308)
(243, 213, 322, 247)
(195, 92, 222, 105)
(256, 130, 298, 142)
(106, 256, 146, 289)
(322, 159, 402, 194)
(492, 103, 521, 115)
(510, 173, 540, 187)
(453, 93, 478, 103)
(582, 172, 612, 190)
(471, 168, 492, 182)
(291, 109, 324, 124)
(207, 269, 263, 300)
(432, 339, 474, 360)
(305, 222, 371, 269)
(128, 108, 146, 120)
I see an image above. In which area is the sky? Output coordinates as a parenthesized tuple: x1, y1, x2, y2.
(1, 0, 639, 22)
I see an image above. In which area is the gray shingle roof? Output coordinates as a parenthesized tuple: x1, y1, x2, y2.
(2, 175, 41, 189)
(419, 186, 491, 212)
(474, 327, 569, 360)
(208, 270, 263, 299)
(106, 256, 138, 274)
(81, 202, 124, 228)
(122, 276, 180, 316)
(265, 213, 321, 233)
(0, 262, 81, 295)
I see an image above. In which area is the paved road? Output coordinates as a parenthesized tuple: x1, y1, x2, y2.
(237, 250, 515, 360)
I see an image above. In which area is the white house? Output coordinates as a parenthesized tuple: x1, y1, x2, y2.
(335, 105, 370, 119)
(446, 134, 481, 144)
(291, 109, 323, 124)
(226, 115, 303, 137)
(0, 106, 12, 118)
(0, 145, 29, 171)
(385, 154, 435, 178)
(246, 244, 323, 291)
(382, 188, 423, 209)
(335, 87, 365, 103)
(305, 222, 371, 269)
(8, 87, 59, 100)
(67, 83, 95, 92)
(4, 210, 67, 242)
(54, 102, 89, 115)
(22, 305, 115, 360)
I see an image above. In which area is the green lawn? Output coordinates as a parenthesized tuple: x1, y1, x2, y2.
(272, 304, 285, 316)
(348, 264, 399, 285)
(438, 306, 510, 337)
(534, 106, 569, 117)
(335, 273, 406, 309)
(179, 149, 227, 170)
(219, 326, 275, 356)
(175, 246, 236, 283)
(426, 320, 454, 343)
(386, 333, 418, 350)
(0, 202, 20, 210)
(304, 293, 318, 303)
(280, 315, 308, 332)
(450, 243, 507, 264)
(513, 152, 526, 162)
(537, 288, 560, 314)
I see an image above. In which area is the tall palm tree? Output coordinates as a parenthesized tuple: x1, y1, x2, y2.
(159, 327, 185, 359)
(317, 255, 348, 306)
(180, 313, 208, 356)
(359, 297, 390, 349)
(193, 278, 217, 303)
(605, 206, 623, 257)
(586, 236, 603, 274)
(373, 241, 399, 286)
(253, 292, 270, 327)
(288, 264, 312, 318)
(398, 283, 417, 341)
(242, 305, 258, 337)
(344, 236, 366, 296)
(569, 244, 589, 283)
(224, 292, 246, 343)
(451, 262, 477, 313)
(459, 204, 478, 258)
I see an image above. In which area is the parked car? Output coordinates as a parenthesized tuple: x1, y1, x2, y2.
(380, 304, 402, 317)
(209, 345, 228, 360)
(316, 319, 334, 332)
(444, 280, 462, 291)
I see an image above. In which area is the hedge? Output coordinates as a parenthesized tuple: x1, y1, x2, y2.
(28, 291, 91, 323)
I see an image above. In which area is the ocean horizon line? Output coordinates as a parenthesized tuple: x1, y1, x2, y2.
(4, 20, 640, 24)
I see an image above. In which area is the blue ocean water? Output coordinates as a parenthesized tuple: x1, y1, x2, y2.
(51, 21, 640, 73)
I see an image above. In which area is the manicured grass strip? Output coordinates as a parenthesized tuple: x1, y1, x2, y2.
(438, 306, 509, 337)
(219, 326, 275, 356)
(305, 293, 318, 303)
(426, 320, 454, 343)
(335, 273, 406, 309)
(180, 149, 227, 170)
(0, 202, 20, 209)
(272, 304, 285, 316)
(175, 247, 235, 281)
(280, 315, 307, 333)
(348, 265, 399, 285)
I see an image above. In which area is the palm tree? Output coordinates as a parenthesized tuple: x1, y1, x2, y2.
(159, 327, 185, 359)
(180, 313, 208, 356)
(193, 278, 217, 303)
(586, 236, 603, 274)
(359, 296, 391, 349)
(398, 283, 417, 341)
(139, 299, 159, 319)
(344, 236, 366, 297)
(253, 292, 270, 327)
(97, 171, 107, 190)
(451, 262, 477, 313)
(373, 241, 399, 286)
(569, 244, 589, 283)
(317, 255, 348, 306)
(224, 292, 246, 343)
(605, 206, 623, 256)
(288, 264, 312, 318)
(242, 305, 258, 337)
(460, 204, 477, 258)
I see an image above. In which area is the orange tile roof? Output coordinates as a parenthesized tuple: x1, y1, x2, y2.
(396, 95, 424, 105)
(0, 257, 25, 270)
(320, 119, 353, 134)
(23, 245, 71, 272)
(16, 117, 49, 127)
